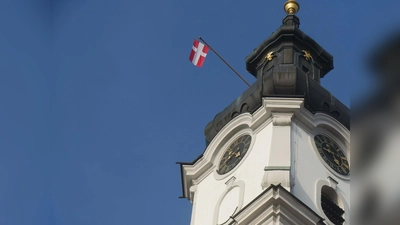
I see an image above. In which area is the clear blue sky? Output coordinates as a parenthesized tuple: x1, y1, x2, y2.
(0, 0, 398, 224)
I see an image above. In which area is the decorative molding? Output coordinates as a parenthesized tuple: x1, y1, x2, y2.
(213, 179, 245, 225)
(292, 107, 315, 133)
(189, 185, 197, 203)
(261, 170, 291, 191)
(181, 161, 214, 198)
(226, 176, 236, 188)
(251, 104, 272, 134)
(263, 98, 304, 112)
(312, 113, 350, 143)
(231, 185, 324, 225)
(272, 113, 293, 126)
(292, 106, 350, 141)
(264, 166, 291, 171)
(327, 176, 338, 190)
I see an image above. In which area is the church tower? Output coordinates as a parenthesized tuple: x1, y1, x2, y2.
(178, 1, 350, 224)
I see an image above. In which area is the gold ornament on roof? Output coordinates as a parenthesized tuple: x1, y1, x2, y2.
(302, 50, 312, 61)
(265, 51, 275, 61)
(284, 0, 300, 14)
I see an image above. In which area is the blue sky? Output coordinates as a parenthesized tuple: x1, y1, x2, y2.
(0, 0, 398, 224)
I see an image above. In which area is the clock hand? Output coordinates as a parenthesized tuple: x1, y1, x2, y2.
(333, 157, 340, 165)
(226, 150, 234, 160)
(322, 146, 334, 154)
(329, 152, 340, 165)
(235, 151, 241, 158)
(323, 146, 340, 157)
(323, 146, 340, 165)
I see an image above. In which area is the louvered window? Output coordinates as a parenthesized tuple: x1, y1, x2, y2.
(321, 193, 345, 225)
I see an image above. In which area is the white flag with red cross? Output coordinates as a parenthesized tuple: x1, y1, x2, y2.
(189, 39, 209, 68)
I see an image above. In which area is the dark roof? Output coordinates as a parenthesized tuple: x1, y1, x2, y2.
(203, 70, 350, 145)
(245, 16, 333, 78)
(203, 14, 349, 145)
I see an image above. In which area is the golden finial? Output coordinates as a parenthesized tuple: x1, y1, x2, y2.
(284, 0, 300, 14)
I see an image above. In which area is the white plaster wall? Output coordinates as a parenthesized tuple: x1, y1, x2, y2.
(188, 104, 350, 225)
(190, 123, 274, 225)
(291, 122, 350, 223)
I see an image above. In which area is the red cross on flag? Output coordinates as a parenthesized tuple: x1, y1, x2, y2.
(189, 39, 209, 68)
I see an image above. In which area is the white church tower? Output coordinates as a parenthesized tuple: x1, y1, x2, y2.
(178, 1, 350, 224)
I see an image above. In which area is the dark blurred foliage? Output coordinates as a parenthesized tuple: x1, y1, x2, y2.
(353, 28, 400, 225)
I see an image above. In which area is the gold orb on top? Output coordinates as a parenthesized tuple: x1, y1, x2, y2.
(284, 0, 300, 14)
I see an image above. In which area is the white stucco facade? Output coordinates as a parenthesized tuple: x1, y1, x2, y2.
(291, 114, 350, 225)
(181, 97, 350, 225)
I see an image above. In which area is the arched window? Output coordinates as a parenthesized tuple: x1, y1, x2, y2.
(321, 186, 345, 225)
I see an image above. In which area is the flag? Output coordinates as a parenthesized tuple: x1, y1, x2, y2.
(189, 39, 209, 68)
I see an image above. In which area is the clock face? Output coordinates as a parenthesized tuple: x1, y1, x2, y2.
(217, 135, 252, 175)
(314, 134, 350, 176)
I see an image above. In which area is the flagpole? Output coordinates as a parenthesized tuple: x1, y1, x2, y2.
(199, 36, 251, 87)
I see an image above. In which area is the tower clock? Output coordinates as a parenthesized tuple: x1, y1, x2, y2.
(314, 134, 350, 176)
(217, 134, 252, 175)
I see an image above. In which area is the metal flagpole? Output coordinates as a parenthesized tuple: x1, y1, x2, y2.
(199, 36, 251, 87)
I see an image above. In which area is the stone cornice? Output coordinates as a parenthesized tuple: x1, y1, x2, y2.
(228, 184, 324, 225)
